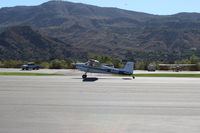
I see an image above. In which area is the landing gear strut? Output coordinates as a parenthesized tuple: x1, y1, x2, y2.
(82, 72, 87, 79)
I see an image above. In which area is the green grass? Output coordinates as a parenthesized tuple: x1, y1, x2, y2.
(134, 73, 200, 78)
(0, 72, 63, 76)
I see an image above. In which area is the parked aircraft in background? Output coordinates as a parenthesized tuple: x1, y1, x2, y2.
(159, 64, 196, 72)
(73, 59, 134, 79)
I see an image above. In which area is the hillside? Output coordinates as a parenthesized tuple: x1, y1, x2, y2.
(0, 1, 200, 61)
(0, 26, 85, 60)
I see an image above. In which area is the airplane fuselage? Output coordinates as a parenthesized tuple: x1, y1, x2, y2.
(75, 63, 132, 75)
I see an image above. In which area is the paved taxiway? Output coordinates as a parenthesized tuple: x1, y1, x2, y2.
(0, 70, 200, 133)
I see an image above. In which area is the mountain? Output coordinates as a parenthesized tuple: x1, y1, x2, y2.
(0, 26, 85, 60)
(0, 1, 200, 61)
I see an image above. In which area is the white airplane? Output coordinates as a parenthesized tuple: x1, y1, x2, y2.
(73, 59, 134, 79)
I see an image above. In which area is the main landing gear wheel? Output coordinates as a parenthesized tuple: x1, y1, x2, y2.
(82, 74, 87, 79)
(132, 76, 135, 79)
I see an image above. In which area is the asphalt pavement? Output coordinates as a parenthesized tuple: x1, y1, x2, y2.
(0, 69, 200, 133)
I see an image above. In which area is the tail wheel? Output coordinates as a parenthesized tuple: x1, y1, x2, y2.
(82, 74, 87, 79)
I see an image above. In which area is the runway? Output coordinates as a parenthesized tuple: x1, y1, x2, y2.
(0, 72, 200, 132)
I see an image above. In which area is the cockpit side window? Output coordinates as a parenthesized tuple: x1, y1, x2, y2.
(93, 62, 101, 67)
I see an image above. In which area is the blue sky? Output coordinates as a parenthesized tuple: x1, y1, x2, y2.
(0, 0, 200, 15)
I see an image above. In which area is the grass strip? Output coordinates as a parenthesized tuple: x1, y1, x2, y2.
(134, 73, 200, 78)
(0, 72, 63, 76)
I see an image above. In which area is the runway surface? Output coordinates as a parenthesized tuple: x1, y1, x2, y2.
(1, 68, 200, 74)
(0, 71, 200, 132)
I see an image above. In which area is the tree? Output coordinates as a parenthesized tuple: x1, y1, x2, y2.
(1, 60, 23, 68)
(40, 62, 50, 69)
(49, 59, 65, 69)
(189, 55, 199, 64)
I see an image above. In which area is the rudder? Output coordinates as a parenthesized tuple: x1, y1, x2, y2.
(123, 62, 134, 74)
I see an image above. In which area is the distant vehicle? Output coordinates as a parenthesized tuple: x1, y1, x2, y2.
(147, 65, 156, 71)
(73, 59, 134, 79)
(21, 62, 40, 70)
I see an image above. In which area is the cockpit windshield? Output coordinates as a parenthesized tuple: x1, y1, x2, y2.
(86, 59, 101, 67)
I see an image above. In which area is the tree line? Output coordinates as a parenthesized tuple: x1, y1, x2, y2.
(0, 55, 200, 70)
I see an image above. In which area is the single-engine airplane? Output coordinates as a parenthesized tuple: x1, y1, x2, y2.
(73, 59, 134, 79)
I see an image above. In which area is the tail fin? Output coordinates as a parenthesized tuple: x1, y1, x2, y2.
(123, 62, 134, 74)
